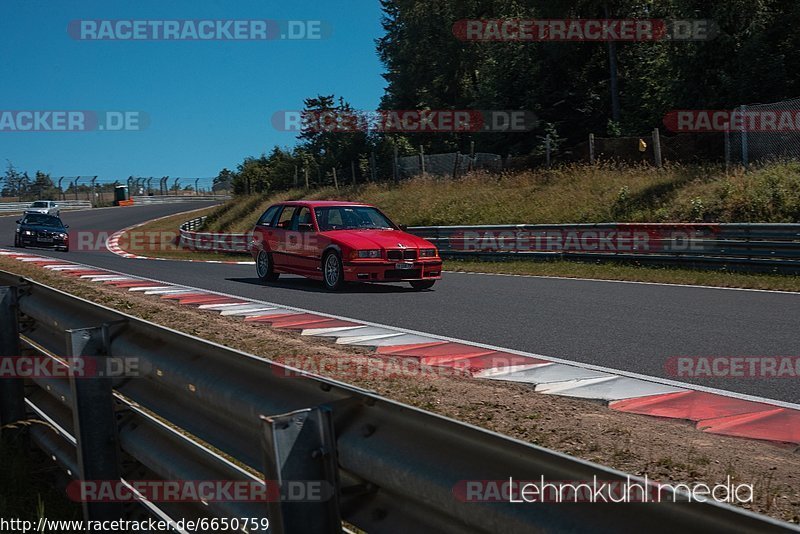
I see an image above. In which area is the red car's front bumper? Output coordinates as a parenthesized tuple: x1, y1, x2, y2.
(343, 260, 443, 283)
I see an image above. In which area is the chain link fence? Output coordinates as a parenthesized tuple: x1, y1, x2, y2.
(397, 152, 503, 179)
(728, 97, 800, 165)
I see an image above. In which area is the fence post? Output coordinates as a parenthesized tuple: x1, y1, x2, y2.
(652, 128, 662, 168)
(304, 166, 310, 190)
(589, 134, 596, 164)
(393, 145, 399, 183)
(0, 287, 25, 439)
(740, 105, 749, 168)
(261, 407, 341, 534)
(294, 166, 299, 189)
(332, 168, 339, 192)
(469, 141, 476, 172)
(545, 135, 552, 167)
(66, 325, 124, 522)
(369, 151, 377, 182)
(89, 176, 97, 203)
(419, 145, 426, 175)
(724, 129, 731, 171)
(452, 153, 460, 180)
(351, 161, 357, 186)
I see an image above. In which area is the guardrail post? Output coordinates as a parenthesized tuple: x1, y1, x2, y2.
(67, 325, 124, 522)
(261, 406, 341, 534)
(0, 287, 25, 438)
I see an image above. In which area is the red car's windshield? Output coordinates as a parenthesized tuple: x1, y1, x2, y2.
(315, 206, 396, 231)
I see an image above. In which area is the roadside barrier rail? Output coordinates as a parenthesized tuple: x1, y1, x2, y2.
(0, 272, 790, 533)
(412, 223, 800, 274)
(0, 200, 92, 214)
(132, 195, 230, 205)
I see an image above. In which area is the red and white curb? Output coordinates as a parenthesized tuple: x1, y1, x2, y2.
(105, 209, 254, 265)
(2, 247, 799, 447)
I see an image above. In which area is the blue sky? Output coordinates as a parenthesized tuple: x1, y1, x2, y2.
(0, 0, 386, 181)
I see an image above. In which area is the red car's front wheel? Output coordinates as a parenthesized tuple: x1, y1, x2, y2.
(323, 251, 344, 291)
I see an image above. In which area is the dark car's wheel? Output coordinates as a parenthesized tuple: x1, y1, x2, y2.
(256, 250, 279, 282)
(322, 251, 345, 291)
(15, 236, 24, 248)
(410, 280, 436, 291)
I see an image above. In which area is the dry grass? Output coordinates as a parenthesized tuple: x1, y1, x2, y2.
(203, 162, 800, 231)
(447, 260, 800, 292)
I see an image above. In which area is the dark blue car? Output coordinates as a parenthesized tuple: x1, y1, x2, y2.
(14, 213, 70, 252)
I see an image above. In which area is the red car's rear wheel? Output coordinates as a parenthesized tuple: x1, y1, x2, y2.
(256, 250, 279, 282)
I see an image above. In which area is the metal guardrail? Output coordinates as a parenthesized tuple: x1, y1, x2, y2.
(413, 223, 800, 274)
(0, 200, 93, 214)
(178, 216, 800, 274)
(0, 272, 791, 533)
(179, 216, 252, 253)
(133, 195, 230, 205)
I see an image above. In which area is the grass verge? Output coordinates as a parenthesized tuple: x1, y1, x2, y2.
(115, 206, 251, 262)
(446, 259, 800, 292)
(0, 255, 797, 524)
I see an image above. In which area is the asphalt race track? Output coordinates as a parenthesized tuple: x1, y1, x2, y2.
(1, 203, 798, 403)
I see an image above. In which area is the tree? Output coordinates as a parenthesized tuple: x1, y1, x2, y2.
(32, 171, 55, 199)
(2, 162, 30, 198)
(213, 168, 235, 192)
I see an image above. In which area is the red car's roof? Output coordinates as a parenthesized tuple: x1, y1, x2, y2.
(279, 200, 372, 208)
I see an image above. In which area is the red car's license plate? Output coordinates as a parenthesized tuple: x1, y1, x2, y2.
(395, 262, 414, 270)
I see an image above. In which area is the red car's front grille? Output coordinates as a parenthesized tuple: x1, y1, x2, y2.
(387, 249, 417, 261)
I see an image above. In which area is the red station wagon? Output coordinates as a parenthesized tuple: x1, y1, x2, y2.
(250, 201, 443, 291)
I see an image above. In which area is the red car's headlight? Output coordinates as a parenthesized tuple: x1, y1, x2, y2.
(420, 248, 438, 258)
(352, 250, 382, 259)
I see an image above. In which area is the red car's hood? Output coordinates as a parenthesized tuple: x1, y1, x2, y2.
(322, 229, 434, 250)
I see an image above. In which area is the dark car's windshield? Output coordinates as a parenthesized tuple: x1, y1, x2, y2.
(22, 214, 63, 227)
(315, 207, 396, 232)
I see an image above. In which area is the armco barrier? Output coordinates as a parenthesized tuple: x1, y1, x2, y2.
(414, 223, 800, 274)
(0, 272, 792, 533)
(179, 216, 800, 274)
(132, 195, 230, 205)
(179, 216, 252, 252)
(0, 200, 92, 213)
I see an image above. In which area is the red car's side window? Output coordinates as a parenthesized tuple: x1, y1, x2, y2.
(275, 207, 296, 229)
(257, 205, 281, 227)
